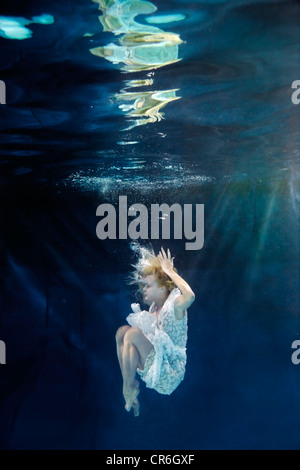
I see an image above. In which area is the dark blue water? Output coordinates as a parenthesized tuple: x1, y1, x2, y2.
(0, 0, 300, 450)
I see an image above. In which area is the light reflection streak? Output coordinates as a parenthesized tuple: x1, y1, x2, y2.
(90, 0, 183, 132)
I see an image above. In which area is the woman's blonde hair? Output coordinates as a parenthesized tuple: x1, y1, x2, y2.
(127, 244, 177, 294)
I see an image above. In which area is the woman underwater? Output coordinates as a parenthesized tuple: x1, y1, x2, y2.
(116, 247, 195, 416)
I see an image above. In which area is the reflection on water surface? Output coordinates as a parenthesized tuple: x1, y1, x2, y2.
(89, 0, 183, 131)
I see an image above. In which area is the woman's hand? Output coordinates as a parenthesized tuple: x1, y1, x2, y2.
(158, 247, 175, 275)
(131, 303, 141, 313)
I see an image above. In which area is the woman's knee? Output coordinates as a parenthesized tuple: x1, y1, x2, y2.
(124, 327, 153, 367)
(123, 326, 143, 344)
(115, 325, 130, 343)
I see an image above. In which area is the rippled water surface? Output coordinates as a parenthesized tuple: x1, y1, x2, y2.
(1, 0, 299, 186)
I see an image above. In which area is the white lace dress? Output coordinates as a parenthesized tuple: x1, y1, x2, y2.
(126, 288, 188, 395)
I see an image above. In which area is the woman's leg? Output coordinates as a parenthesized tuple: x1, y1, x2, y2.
(116, 325, 141, 415)
(115, 326, 153, 415)
(115, 325, 130, 379)
(122, 327, 153, 414)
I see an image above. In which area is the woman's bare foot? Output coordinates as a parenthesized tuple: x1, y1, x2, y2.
(123, 380, 140, 416)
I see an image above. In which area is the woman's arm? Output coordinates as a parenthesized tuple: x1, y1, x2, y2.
(158, 247, 195, 319)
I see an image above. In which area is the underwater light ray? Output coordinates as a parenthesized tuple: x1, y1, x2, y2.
(288, 163, 300, 217)
(6, 257, 47, 311)
(254, 184, 280, 261)
(197, 182, 236, 271)
(239, 182, 290, 310)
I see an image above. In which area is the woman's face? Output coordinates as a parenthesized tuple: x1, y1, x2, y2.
(142, 274, 168, 306)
